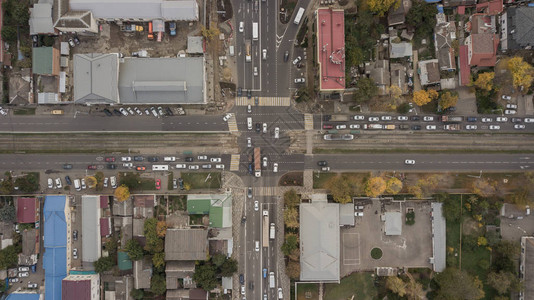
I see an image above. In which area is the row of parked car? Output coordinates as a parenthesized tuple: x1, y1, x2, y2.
(102, 106, 184, 117)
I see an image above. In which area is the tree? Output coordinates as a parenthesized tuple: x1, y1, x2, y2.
(114, 185, 130, 202)
(388, 85, 403, 101)
(119, 173, 142, 189)
(434, 268, 484, 300)
(15, 173, 40, 193)
(283, 208, 299, 229)
(385, 177, 403, 194)
(507, 56, 534, 91)
(200, 25, 221, 41)
(471, 178, 496, 197)
(325, 176, 352, 203)
(150, 273, 166, 295)
(193, 262, 218, 291)
(212, 253, 226, 267)
(406, 277, 425, 299)
(0, 174, 14, 194)
(152, 252, 165, 268)
(1, 26, 16, 43)
(131, 289, 145, 300)
(286, 260, 300, 279)
(284, 189, 300, 207)
(156, 221, 167, 237)
(0, 205, 15, 222)
(439, 91, 458, 109)
(0, 245, 19, 269)
(368, 0, 400, 16)
(365, 177, 386, 197)
(471, 72, 495, 91)
(281, 234, 299, 256)
(84, 176, 97, 188)
(440, 193, 461, 222)
(94, 256, 114, 273)
(144, 218, 164, 253)
(386, 276, 406, 296)
(124, 239, 144, 261)
(353, 77, 378, 103)
(220, 258, 238, 277)
(487, 271, 518, 295)
(406, 0, 437, 41)
(95, 172, 104, 191)
(413, 90, 431, 106)
(183, 183, 191, 191)
(492, 240, 520, 273)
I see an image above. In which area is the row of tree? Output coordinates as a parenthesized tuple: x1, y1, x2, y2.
(281, 189, 301, 279)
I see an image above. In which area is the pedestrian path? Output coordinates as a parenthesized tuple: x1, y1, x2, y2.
(304, 114, 314, 130)
(227, 114, 238, 132)
(229, 154, 241, 171)
(254, 186, 278, 196)
(235, 97, 291, 106)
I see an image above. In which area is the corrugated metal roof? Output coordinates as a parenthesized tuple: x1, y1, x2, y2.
(29, 3, 55, 35)
(82, 195, 101, 263)
(43, 196, 67, 300)
(431, 203, 446, 272)
(17, 197, 36, 223)
(32, 47, 54, 75)
(73, 53, 119, 104)
(164, 229, 207, 261)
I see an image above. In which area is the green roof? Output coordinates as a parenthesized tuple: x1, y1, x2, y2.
(187, 198, 211, 215)
(209, 206, 223, 228)
(118, 251, 132, 270)
(32, 47, 54, 75)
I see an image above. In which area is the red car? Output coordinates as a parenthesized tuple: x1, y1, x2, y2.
(155, 179, 161, 190)
(87, 165, 97, 170)
(323, 124, 333, 129)
(136, 166, 146, 171)
(105, 157, 115, 162)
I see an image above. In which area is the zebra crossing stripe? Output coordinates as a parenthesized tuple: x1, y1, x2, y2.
(227, 114, 238, 132)
(230, 154, 240, 171)
(304, 114, 314, 130)
(255, 186, 278, 196)
(235, 97, 291, 106)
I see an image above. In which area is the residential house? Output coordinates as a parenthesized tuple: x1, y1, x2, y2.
(166, 261, 196, 290)
(32, 47, 60, 76)
(20, 229, 39, 266)
(501, 7, 534, 50)
(388, 0, 411, 26)
(418, 59, 441, 86)
(113, 275, 133, 300)
(187, 194, 232, 228)
(520, 236, 534, 300)
(365, 60, 390, 96)
(431, 203, 446, 272)
(465, 14, 499, 67)
(443, 0, 477, 7)
(73, 53, 120, 104)
(475, 0, 503, 15)
(164, 229, 208, 261)
(5, 294, 41, 300)
(117, 251, 133, 272)
(133, 195, 156, 219)
(29, 3, 55, 35)
(389, 42, 412, 59)
(62, 273, 100, 300)
(133, 257, 152, 289)
(434, 14, 457, 71)
(316, 8, 345, 92)
(82, 195, 101, 266)
(384, 212, 402, 236)
(390, 63, 408, 94)
(17, 197, 38, 224)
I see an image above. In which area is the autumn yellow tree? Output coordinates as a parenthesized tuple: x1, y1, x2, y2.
(156, 221, 167, 237)
(284, 207, 299, 229)
(439, 91, 459, 109)
(114, 185, 130, 202)
(365, 177, 386, 197)
(85, 176, 97, 188)
(200, 24, 220, 41)
(388, 85, 403, 101)
(386, 276, 406, 297)
(325, 176, 352, 204)
(407, 185, 423, 199)
(507, 56, 534, 91)
(413, 89, 438, 106)
(471, 178, 496, 197)
(369, 0, 400, 16)
(386, 177, 403, 195)
(471, 72, 495, 91)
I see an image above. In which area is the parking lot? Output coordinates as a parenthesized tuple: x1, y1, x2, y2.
(500, 203, 534, 242)
(340, 200, 433, 276)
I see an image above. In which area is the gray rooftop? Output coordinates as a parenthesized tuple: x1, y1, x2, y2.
(505, 7, 534, 50)
(390, 42, 413, 58)
(521, 236, 534, 299)
(339, 204, 355, 226)
(73, 53, 119, 104)
(118, 57, 206, 104)
(300, 202, 340, 282)
(165, 229, 208, 261)
(29, 3, 55, 35)
(384, 212, 402, 236)
(431, 202, 446, 272)
(187, 36, 204, 54)
(70, 0, 198, 21)
(82, 195, 101, 263)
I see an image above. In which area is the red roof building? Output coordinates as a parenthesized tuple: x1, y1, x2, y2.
(62, 274, 100, 300)
(459, 45, 471, 86)
(100, 196, 109, 209)
(316, 8, 345, 91)
(17, 197, 37, 223)
(476, 0, 503, 15)
(100, 217, 111, 237)
(465, 14, 499, 67)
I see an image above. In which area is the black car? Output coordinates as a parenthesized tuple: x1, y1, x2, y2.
(247, 89, 252, 99)
(107, 164, 117, 169)
(178, 178, 184, 190)
(63, 164, 73, 169)
(65, 176, 72, 185)
(148, 156, 159, 162)
(255, 123, 261, 133)
(410, 116, 420, 121)
(284, 51, 289, 62)
(239, 274, 244, 285)
(113, 109, 122, 116)
(249, 281, 254, 290)
(317, 161, 328, 167)
(185, 157, 194, 162)
(133, 156, 144, 161)
(411, 125, 421, 130)
(165, 107, 174, 116)
(254, 97, 259, 106)
(399, 124, 410, 130)
(103, 108, 113, 116)
(511, 118, 522, 123)
(73, 36, 80, 45)
(237, 87, 242, 97)
(248, 163, 253, 175)
(73, 230, 78, 241)
(247, 187, 253, 199)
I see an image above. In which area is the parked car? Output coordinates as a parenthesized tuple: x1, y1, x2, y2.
(65, 176, 72, 185)
(189, 165, 199, 170)
(466, 125, 477, 130)
(133, 156, 144, 161)
(198, 155, 208, 160)
(73, 230, 78, 241)
(103, 108, 113, 116)
(481, 117, 493, 123)
(511, 118, 522, 123)
(121, 156, 132, 161)
(135, 166, 146, 171)
(122, 163, 133, 168)
(496, 117, 508, 122)
(292, 56, 302, 65)
(502, 95, 512, 100)
(105, 157, 115, 162)
(336, 124, 347, 129)
(27, 282, 38, 289)
(155, 179, 161, 190)
(506, 103, 518, 109)
(353, 115, 365, 120)
(426, 125, 437, 130)
(397, 116, 408, 121)
(524, 118, 534, 123)
(423, 116, 434, 121)
(489, 125, 500, 130)
(349, 124, 360, 129)
(18, 272, 29, 278)
(210, 158, 221, 163)
(505, 110, 517, 115)
(55, 178, 62, 189)
(48, 178, 53, 189)
(119, 107, 128, 116)
(514, 124, 526, 129)
(368, 117, 379, 122)
(411, 125, 421, 130)
(87, 165, 97, 170)
(18, 267, 29, 272)
(73, 248, 78, 259)
(381, 116, 392, 121)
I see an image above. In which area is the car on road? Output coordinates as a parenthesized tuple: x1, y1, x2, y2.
(136, 166, 146, 171)
(481, 117, 493, 123)
(239, 22, 244, 32)
(198, 155, 207, 160)
(278, 288, 283, 299)
(9, 278, 18, 284)
(368, 117, 379, 122)
(263, 156, 268, 167)
(119, 107, 128, 116)
(210, 158, 221, 162)
(336, 124, 347, 129)
(237, 87, 242, 97)
(241, 286, 245, 295)
(294, 78, 305, 83)
(321, 167, 330, 171)
(262, 49, 267, 60)
(247, 105, 252, 113)
(63, 164, 73, 169)
(292, 56, 302, 65)
(317, 161, 327, 166)
(505, 109, 517, 115)
(148, 156, 159, 162)
(121, 157, 132, 161)
(107, 164, 116, 169)
(255, 96, 259, 105)
(411, 116, 420, 121)
(502, 95, 512, 101)
(353, 115, 365, 120)
(81, 179, 87, 189)
(73, 248, 78, 259)
(105, 157, 115, 162)
(274, 127, 280, 139)
(405, 159, 415, 165)
(127, 107, 135, 115)
(55, 178, 62, 189)
(381, 116, 392, 121)
(506, 103, 518, 109)
(496, 117, 508, 122)
(255, 241, 259, 252)
(73, 230, 78, 241)
(263, 123, 267, 133)
(465, 125, 477, 130)
(65, 176, 72, 185)
(426, 125, 436, 130)
(122, 163, 133, 168)
(253, 66, 258, 76)
(263, 268, 268, 278)
(103, 108, 112, 116)
(489, 125, 500, 130)
(239, 274, 244, 284)
(284, 51, 289, 62)
(411, 125, 421, 130)
(524, 118, 534, 123)
(397, 116, 408, 121)
(133, 156, 144, 161)
(48, 178, 53, 189)
(254, 201, 259, 211)
(247, 89, 252, 99)
(273, 163, 278, 172)
(189, 165, 199, 170)
(255, 122, 261, 133)
(514, 124, 526, 129)
(349, 124, 360, 129)
(511, 118, 522, 123)
(247, 137, 252, 147)
(17, 271, 28, 278)
(223, 113, 232, 122)
(134, 107, 143, 115)
(155, 179, 161, 190)
(87, 165, 97, 170)
(248, 187, 253, 199)
(423, 116, 434, 121)
(103, 177, 108, 188)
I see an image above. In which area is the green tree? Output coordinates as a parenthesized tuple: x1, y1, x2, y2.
(284, 189, 300, 207)
(119, 173, 142, 189)
(406, 0, 438, 41)
(220, 257, 238, 277)
(130, 289, 145, 300)
(0, 205, 15, 222)
(144, 218, 164, 253)
(124, 239, 144, 261)
(368, 0, 400, 16)
(487, 271, 519, 295)
(0, 245, 19, 269)
(492, 240, 520, 273)
(1, 26, 16, 43)
(15, 173, 40, 193)
(0, 174, 14, 194)
(94, 256, 114, 273)
(352, 77, 378, 103)
(193, 262, 218, 291)
(434, 268, 484, 300)
(281, 234, 299, 256)
(42, 36, 55, 47)
(152, 252, 165, 268)
(150, 273, 166, 295)
(212, 253, 227, 267)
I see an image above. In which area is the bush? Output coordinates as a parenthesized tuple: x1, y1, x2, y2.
(397, 103, 411, 114)
(371, 248, 383, 259)
(405, 211, 415, 225)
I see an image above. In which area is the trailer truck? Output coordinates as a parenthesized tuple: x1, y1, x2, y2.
(245, 40, 251, 63)
(254, 147, 261, 177)
(252, 22, 258, 41)
(262, 210, 269, 247)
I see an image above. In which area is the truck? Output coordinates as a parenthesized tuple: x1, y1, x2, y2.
(254, 147, 261, 177)
(262, 210, 269, 248)
(444, 124, 461, 130)
(385, 125, 396, 130)
(147, 22, 154, 40)
(269, 272, 275, 288)
(323, 134, 354, 141)
(269, 223, 275, 240)
(440, 116, 464, 123)
(330, 115, 350, 122)
(252, 22, 258, 41)
(294, 7, 305, 25)
(120, 24, 143, 32)
(364, 124, 383, 130)
(245, 40, 251, 63)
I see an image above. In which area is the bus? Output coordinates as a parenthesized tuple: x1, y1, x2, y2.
(252, 22, 258, 41)
(294, 7, 305, 25)
(262, 210, 269, 247)
(152, 165, 169, 171)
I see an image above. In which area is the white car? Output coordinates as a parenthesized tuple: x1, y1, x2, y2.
(175, 164, 187, 169)
(134, 107, 143, 115)
(481, 117, 493, 123)
(514, 124, 526, 129)
(247, 137, 252, 147)
(127, 107, 135, 115)
(123, 163, 133, 168)
(524, 118, 534, 123)
(247, 105, 252, 113)
(466, 125, 477, 130)
(198, 155, 208, 160)
(426, 125, 436, 130)
(489, 125, 500, 130)
(0, 108, 6, 116)
(423, 116, 434, 121)
(151, 107, 159, 117)
(496, 117, 508, 122)
(381, 116, 392, 121)
(119, 108, 128, 116)
(292, 56, 302, 65)
(18, 272, 29, 278)
(405, 159, 415, 165)
(349, 124, 360, 129)
(189, 165, 199, 170)
(210, 158, 221, 163)
(506, 103, 518, 109)
(294, 78, 305, 83)
(502, 95, 512, 100)
(273, 163, 278, 173)
(254, 201, 259, 211)
(55, 178, 62, 189)
(223, 113, 232, 122)
(274, 127, 280, 139)
(263, 156, 268, 167)
(263, 123, 267, 133)
(27, 283, 38, 288)
(103, 177, 109, 188)
(253, 67, 258, 76)
(48, 178, 53, 189)
(262, 49, 267, 60)
(336, 124, 347, 129)
(215, 164, 225, 169)
(73, 248, 78, 259)
(505, 110, 517, 115)
(369, 117, 379, 122)
(81, 179, 87, 189)
(18, 267, 29, 272)
(353, 115, 365, 121)
(397, 116, 408, 121)
(241, 285, 246, 295)
(239, 21, 244, 33)
(121, 157, 132, 162)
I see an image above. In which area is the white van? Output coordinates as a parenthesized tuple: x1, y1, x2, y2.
(255, 241, 260, 252)
(74, 179, 81, 191)
(110, 176, 117, 189)
(163, 156, 176, 162)
(247, 117, 252, 130)
(175, 164, 187, 169)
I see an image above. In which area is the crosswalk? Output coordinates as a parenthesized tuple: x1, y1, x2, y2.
(227, 114, 238, 132)
(304, 114, 314, 130)
(236, 97, 291, 106)
(253, 186, 278, 196)
(230, 154, 241, 171)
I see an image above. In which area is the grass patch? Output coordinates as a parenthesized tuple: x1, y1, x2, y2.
(13, 108, 36, 115)
(324, 273, 377, 300)
(168, 195, 187, 211)
(313, 172, 336, 188)
(445, 194, 462, 268)
(181, 172, 221, 189)
(167, 172, 174, 190)
(279, 171, 303, 186)
(139, 178, 156, 190)
(452, 173, 523, 189)
(297, 283, 319, 300)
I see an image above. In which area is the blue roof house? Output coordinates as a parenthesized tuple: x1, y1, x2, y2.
(43, 195, 69, 300)
(6, 294, 41, 300)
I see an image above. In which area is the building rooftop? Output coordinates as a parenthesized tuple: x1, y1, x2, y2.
(384, 212, 402, 236)
(390, 42, 412, 58)
(73, 53, 119, 104)
(17, 197, 37, 224)
(431, 203, 446, 272)
(521, 236, 534, 299)
(165, 228, 208, 261)
(81, 195, 101, 263)
(187, 194, 232, 228)
(134, 257, 152, 289)
(316, 8, 345, 91)
(118, 251, 132, 271)
(62, 275, 93, 300)
(504, 7, 534, 50)
(43, 195, 68, 300)
(32, 47, 58, 75)
(5, 294, 41, 300)
(29, 3, 55, 35)
(418, 59, 440, 86)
